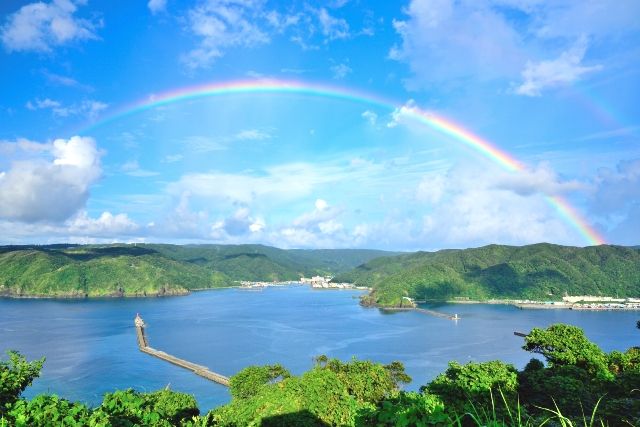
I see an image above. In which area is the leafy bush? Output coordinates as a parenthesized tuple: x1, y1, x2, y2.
(424, 360, 519, 418)
(0, 351, 44, 414)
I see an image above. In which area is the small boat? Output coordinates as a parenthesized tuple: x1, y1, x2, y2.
(451, 313, 460, 320)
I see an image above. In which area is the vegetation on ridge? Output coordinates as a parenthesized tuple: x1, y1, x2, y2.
(333, 243, 640, 306)
(0, 244, 395, 298)
(1, 322, 639, 426)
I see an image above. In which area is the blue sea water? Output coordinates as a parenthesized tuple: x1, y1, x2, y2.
(0, 286, 638, 411)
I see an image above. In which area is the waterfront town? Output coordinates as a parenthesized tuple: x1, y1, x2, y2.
(513, 295, 640, 310)
(238, 276, 370, 290)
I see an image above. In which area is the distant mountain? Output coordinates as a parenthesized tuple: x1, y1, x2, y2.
(332, 243, 640, 306)
(0, 244, 396, 298)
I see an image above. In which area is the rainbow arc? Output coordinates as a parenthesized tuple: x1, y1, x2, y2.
(83, 79, 606, 246)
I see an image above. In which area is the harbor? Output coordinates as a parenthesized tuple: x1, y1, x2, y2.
(134, 314, 230, 387)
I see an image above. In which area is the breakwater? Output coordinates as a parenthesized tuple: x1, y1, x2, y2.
(134, 314, 230, 387)
(381, 307, 460, 320)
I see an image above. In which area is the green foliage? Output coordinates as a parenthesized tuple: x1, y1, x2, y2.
(523, 324, 610, 378)
(0, 244, 395, 297)
(0, 351, 44, 414)
(333, 243, 640, 305)
(93, 389, 199, 426)
(424, 360, 519, 418)
(356, 391, 451, 426)
(229, 364, 290, 399)
(314, 356, 411, 404)
(7, 395, 93, 427)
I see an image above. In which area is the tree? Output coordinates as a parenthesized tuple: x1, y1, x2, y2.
(229, 364, 290, 400)
(315, 356, 411, 404)
(522, 324, 611, 378)
(0, 351, 44, 414)
(423, 360, 519, 418)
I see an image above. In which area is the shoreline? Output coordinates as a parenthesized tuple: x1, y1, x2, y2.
(436, 298, 640, 311)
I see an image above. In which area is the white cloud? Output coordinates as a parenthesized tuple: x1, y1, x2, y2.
(68, 211, 139, 235)
(590, 158, 640, 218)
(361, 110, 378, 125)
(515, 36, 602, 96)
(386, 99, 419, 128)
(315, 199, 328, 211)
(26, 98, 108, 120)
(330, 63, 352, 79)
(163, 154, 184, 163)
(183, 135, 226, 153)
(183, 129, 272, 152)
(415, 174, 445, 204)
(0, 136, 102, 222)
(1, 0, 98, 52)
(317, 8, 349, 40)
(211, 207, 265, 238)
(168, 162, 341, 205)
(414, 163, 588, 246)
(148, 0, 167, 14)
(120, 160, 160, 177)
(389, 0, 634, 92)
(492, 163, 587, 195)
(265, 10, 300, 32)
(235, 129, 272, 141)
(182, 0, 270, 70)
(390, 0, 524, 88)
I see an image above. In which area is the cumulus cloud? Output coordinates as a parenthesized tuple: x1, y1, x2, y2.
(515, 36, 602, 96)
(590, 158, 640, 218)
(386, 99, 420, 128)
(68, 211, 139, 235)
(0, 136, 102, 222)
(182, 0, 270, 70)
(1, 0, 98, 52)
(211, 207, 265, 238)
(413, 163, 591, 246)
(492, 163, 587, 195)
(274, 199, 346, 248)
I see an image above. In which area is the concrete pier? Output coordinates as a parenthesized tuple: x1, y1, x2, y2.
(381, 307, 460, 320)
(134, 314, 230, 387)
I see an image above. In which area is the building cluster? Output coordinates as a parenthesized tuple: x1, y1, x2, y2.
(300, 275, 364, 289)
(516, 295, 640, 310)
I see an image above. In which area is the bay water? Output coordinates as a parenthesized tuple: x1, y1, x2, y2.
(1, 286, 637, 411)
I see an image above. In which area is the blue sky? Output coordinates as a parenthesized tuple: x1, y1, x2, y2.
(0, 0, 639, 249)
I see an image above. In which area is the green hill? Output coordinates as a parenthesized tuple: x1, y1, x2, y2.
(0, 245, 229, 297)
(147, 244, 396, 281)
(332, 244, 640, 306)
(0, 244, 395, 298)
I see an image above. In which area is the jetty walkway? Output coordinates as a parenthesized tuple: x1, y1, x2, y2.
(381, 307, 460, 320)
(134, 314, 230, 387)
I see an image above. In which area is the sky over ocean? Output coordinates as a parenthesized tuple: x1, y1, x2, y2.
(0, 0, 639, 249)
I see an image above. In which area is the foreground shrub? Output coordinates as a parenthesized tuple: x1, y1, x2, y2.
(0, 351, 44, 414)
(424, 360, 519, 419)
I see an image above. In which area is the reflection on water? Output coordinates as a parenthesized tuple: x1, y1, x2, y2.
(1, 286, 637, 410)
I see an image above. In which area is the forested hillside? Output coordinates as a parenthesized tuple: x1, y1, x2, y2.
(333, 243, 640, 306)
(0, 244, 394, 297)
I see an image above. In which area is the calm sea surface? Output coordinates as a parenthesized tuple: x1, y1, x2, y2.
(1, 286, 638, 410)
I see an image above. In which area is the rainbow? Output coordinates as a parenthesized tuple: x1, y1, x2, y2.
(84, 79, 606, 245)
